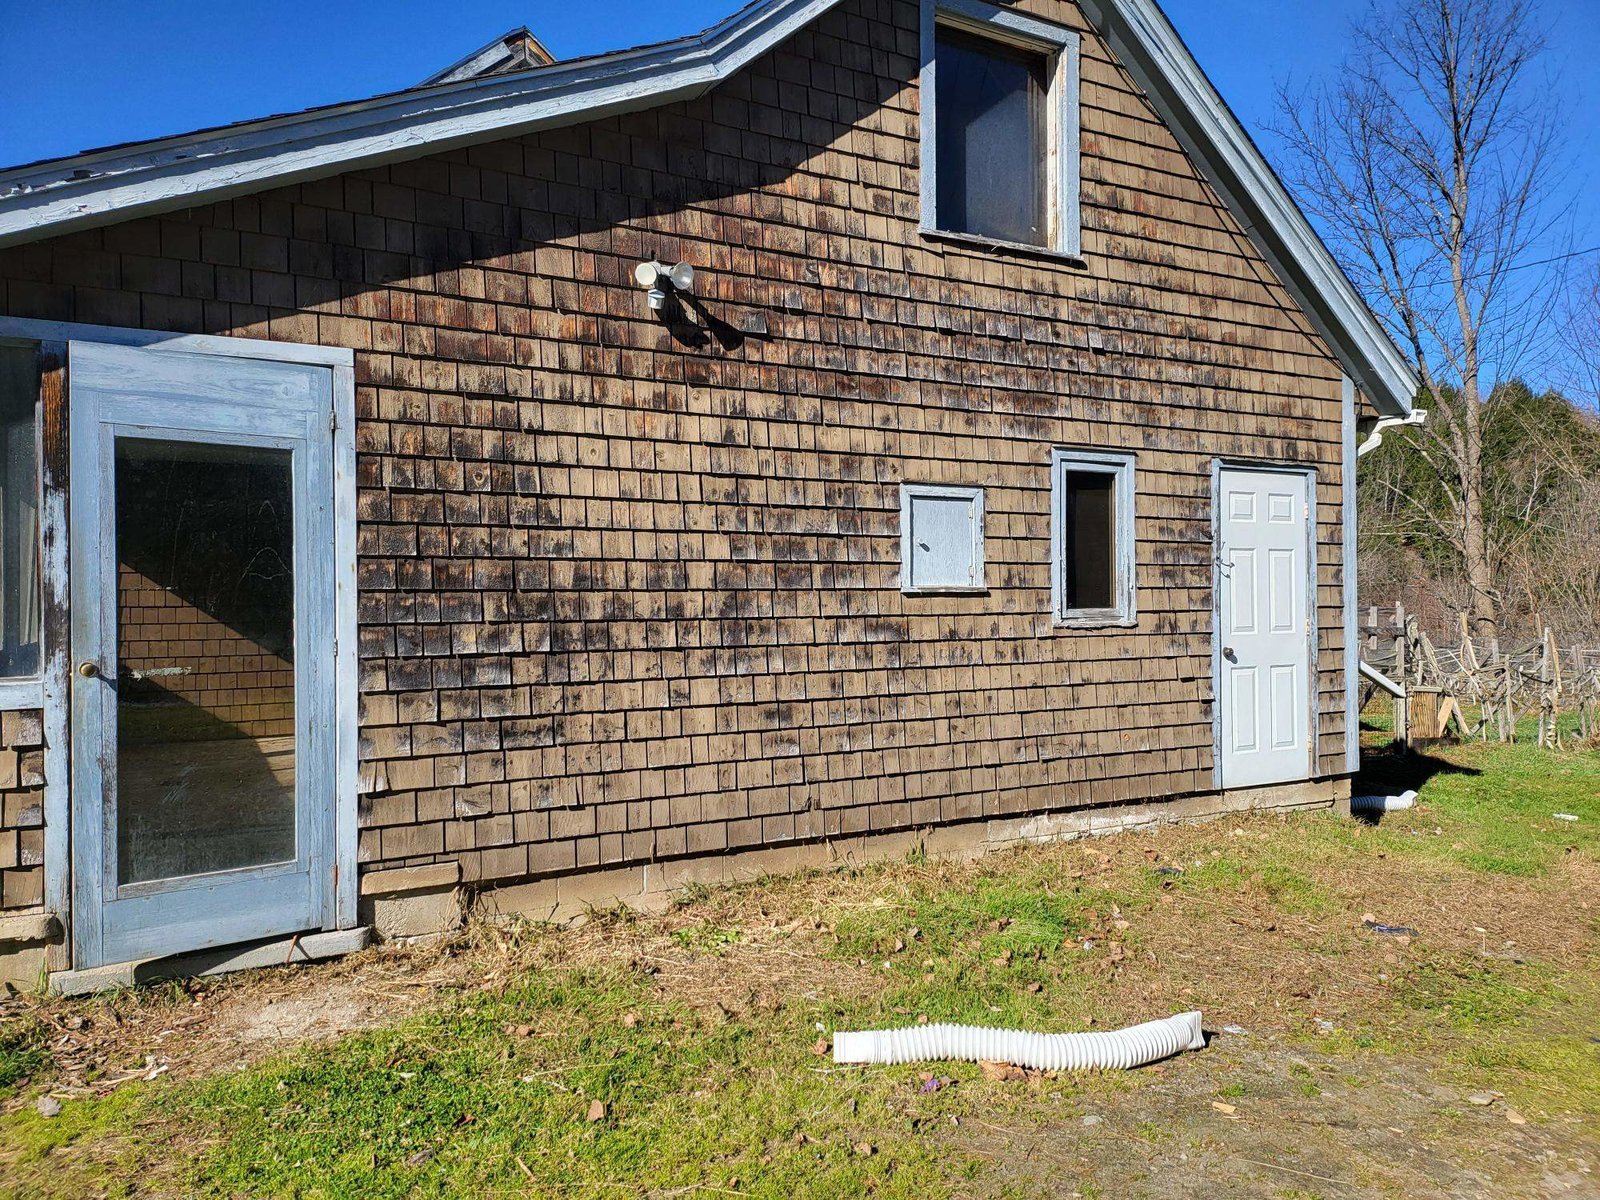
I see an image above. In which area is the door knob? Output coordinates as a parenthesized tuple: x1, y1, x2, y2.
(1222, 647, 1237, 663)
(77, 661, 100, 679)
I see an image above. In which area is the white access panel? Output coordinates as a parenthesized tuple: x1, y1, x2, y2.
(1217, 466, 1314, 789)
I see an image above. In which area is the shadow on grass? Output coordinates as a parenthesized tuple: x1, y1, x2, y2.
(1355, 743, 1481, 808)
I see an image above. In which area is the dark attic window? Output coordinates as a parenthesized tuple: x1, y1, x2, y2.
(934, 25, 1049, 247)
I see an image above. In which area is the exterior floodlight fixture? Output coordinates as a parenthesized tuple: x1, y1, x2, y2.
(634, 260, 696, 311)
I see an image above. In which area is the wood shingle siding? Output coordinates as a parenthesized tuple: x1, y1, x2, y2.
(0, 0, 1352, 899)
(0, 709, 45, 911)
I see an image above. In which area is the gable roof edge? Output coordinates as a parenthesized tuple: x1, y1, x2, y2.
(0, 0, 843, 253)
(420, 29, 560, 88)
(1087, 0, 1416, 415)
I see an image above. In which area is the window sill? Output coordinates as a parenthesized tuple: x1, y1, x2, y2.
(0, 679, 44, 711)
(902, 586, 991, 597)
(919, 226, 1087, 267)
(1053, 613, 1137, 630)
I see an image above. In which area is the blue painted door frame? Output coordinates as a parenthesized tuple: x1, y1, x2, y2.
(68, 341, 338, 969)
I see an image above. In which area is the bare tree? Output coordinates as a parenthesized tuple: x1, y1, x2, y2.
(1276, 0, 1563, 642)
(1562, 262, 1600, 414)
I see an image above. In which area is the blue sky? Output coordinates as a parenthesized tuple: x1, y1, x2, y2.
(1, 0, 1596, 364)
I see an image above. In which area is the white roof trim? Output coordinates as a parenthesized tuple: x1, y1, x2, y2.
(0, 0, 839, 250)
(0, 0, 1415, 414)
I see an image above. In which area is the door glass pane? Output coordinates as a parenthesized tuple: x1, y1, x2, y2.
(935, 26, 1049, 246)
(115, 438, 296, 884)
(0, 344, 40, 679)
(1063, 469, 1116, 611)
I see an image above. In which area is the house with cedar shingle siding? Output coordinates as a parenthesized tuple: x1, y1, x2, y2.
(0, 0, 1415, 989)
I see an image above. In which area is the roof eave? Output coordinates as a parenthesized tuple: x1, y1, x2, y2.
(0, 0, 843, 253)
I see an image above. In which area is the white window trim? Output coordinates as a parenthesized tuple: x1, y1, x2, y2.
(1051, 448, 1136, 627)
(920, 0, 1083, 260)
(0, 335, 43, 711)
(900, 483, 987, 595)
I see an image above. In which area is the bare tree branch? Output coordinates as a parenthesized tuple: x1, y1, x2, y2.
(1274, 0, 1567, 641)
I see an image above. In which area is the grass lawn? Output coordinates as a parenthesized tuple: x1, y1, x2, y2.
(1, 733, 1596, 1198)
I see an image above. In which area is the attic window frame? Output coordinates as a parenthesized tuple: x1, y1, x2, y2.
(920, 0, 1083, 260)
(1051, 448, 1137, 628)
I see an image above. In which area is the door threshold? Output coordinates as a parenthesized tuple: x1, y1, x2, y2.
(50, 926, 372, 997)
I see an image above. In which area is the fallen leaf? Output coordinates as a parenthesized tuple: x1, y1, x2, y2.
(1505, 1109, 1527, 1125)
(622, 1013, 638, 1028)
(853, 1141, 876, 1156)
(1211, 1101, 1237, 1116)
(979, 1060, 1026, 1082)
(812, 1037, 830, 1056)
(586, 1100, 606, 1122)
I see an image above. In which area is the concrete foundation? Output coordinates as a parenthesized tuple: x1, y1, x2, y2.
(0, 911, 59, 990)
(477, 776, 1350, 927)
(359, 862, 464, 941)
(2, 776, 1349, 989)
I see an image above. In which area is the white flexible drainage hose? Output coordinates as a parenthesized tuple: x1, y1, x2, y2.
(1350, 789, 1417, 815)
(832, 1011, 1205, 1071)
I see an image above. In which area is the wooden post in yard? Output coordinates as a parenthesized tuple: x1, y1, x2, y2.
(1546, 629, 1562, 749)
(1497, 649, 1510, 742)
(1394, 610, 1409, 748)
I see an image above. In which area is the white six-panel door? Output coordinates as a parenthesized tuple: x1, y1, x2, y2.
(1217, 466, 1314, 789)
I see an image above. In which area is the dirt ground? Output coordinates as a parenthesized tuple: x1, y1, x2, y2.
(2, 747, 1597, 1197)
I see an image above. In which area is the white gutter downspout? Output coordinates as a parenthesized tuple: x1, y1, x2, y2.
(1353, 408, 1427, 740)
(1357, 409, 1428, 458)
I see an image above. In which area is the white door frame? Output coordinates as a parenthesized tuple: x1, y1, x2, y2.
(0, 315, 357, 970)
(1210, 458, 1319, 790)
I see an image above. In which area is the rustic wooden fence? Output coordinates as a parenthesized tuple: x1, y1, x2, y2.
(1361, 604, 1600, 749)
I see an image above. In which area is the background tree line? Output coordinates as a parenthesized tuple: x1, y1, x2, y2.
(1358, 376, 1600, 644)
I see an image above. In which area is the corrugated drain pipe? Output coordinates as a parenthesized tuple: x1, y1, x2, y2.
(1350, 789, 1417, 816)
(833, 1011, 1204, 1072)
